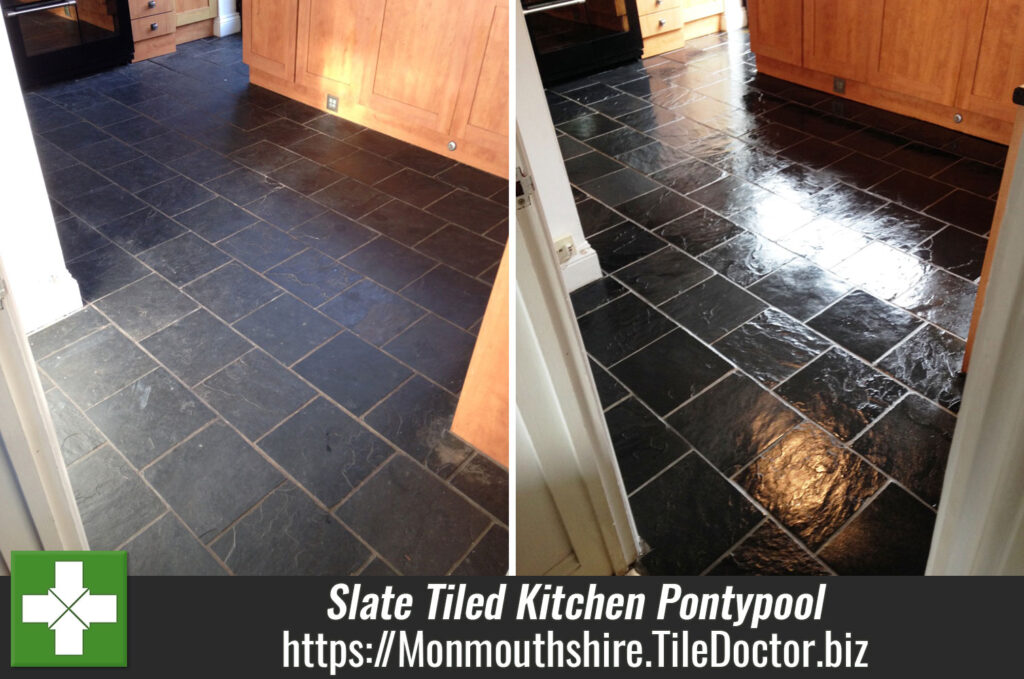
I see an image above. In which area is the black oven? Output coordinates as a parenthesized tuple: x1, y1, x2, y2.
(523, 0, 643, 86)
(2, 0, 133, 88)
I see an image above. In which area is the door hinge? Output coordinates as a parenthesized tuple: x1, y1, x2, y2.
(516, 166, 534, 210)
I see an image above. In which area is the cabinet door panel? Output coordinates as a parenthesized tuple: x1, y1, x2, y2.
(803, 0, 883, 81)
(362, 0, 477, 134)
(451, 0, 508, 167)
(748, 0, 804, 65)
(869, 0, 972, 106)
(294, 0, 383, 100)
(958, 0, 1024, 123)
(242, 0, 299, 81)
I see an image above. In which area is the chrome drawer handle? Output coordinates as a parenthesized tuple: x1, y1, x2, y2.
(659, 18, 667, 26)
(150, 22, 158, 30)
(148, 0, 156, 7)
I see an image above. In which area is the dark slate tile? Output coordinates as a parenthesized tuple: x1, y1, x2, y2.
(361, 199, 445, 246)
(667, 373, 799, 475)
(144, 421, 283, 542)
(29, 307, 107, 359)
(101, 155, 178, 193)
(741, 122, 809, 151)
(870, 170, 953, 211)
(587, 127, 654, 156)
(580, 168, 660, 206)
(97, 207, 185, 255)
(737, 423, 885, 549)
(450, 455, 508, 524)
(824, 151, 899, 190)
(908, 227, 987, 281)
(44, 163, 110, 203)
(777, 348, 906, 441)
(70, 137, 143, 170)
(268, 158, 342, 195)
(142, 309, 251, 386)
(40, 325, 155, 410)
(86, 369, 214, 467)
(175, 197, 258, 242)
(135, 175, 214, 216)
(615, 141, 690, 176)
(615, 187, 698, 230)
(55, 217, 109, 261)
(569, 277, 627, 317)
(877, 325, 965, 412)
(589, 222, 665, 272)
(66, 242, 152, 302)
(228, 140, 300, 173)
(777, 136, 852, 170)
(778, 218, 870, 269)
(934, 158, 1003, 198)
(699, 232, 793, 287)
(124, 514, 226, 575)
(547, 98, 590, 126)
(320, 279, 424, 346)
(689, 176, 775, 220)
(291, 211, 375, 259)
(265, 249, 360, 306)
(254, 117, 316, 146)
(312, 176, 392, 218)
(294, 333, 411, 414)
(415, 225, 503, 277)
(564, 151, 623, 184)
(893, 269, 976, 340)
(564, 82, 621, 105)
(852, 202, 944, 250)
(425, 190, 507, 235)
(166, 147, 240, 183)
(576, 293, 676, 366)
(758, 163, 835, 204)
(374, 169, 452, 208)
(384, 315, 476, 393)
(436, 164, 505, 198)
(364, 376, 458, 463)
(269, 98, 322, 124)
(661, 275, 767, 343)
(713, 309, 831, 387)
(451, 525, 508, 576)
(616, 247, 714, 305)
(943, 134, 1007, 166)
(27, 104, 81, 133)
(64, 184, 147, 227)
(605, 398, 688, 492)
(94, 275, 197, 340)
(749, 259, 851, 321)
(183, 262, 281, 323)
(818, 484, 935, 575)
(336, 454, 491, 575)
(633, 454, 762, 575)
(328, 149, 403, 185)
(42, 121, 111, 151)
(345, 129, 410, 157)
(884, 141, 959, 176)
(611, 329, 732, 415)
(138, 232, 229, 285)
(924, 190, 996, 236)
(400, 266, 490, 330)
(708, 522, 829, 575)
(833, 241, 935, 302)
(35, 139, 77, 175)
(233, 294, 339, 365)
(220, 222, 305, 271)
(808, 291, 923, 362)
(205, 167, 280, 205)
(287, 132, 357, 166)
(342, 236, 437, 290)
(557, 112, 623, 140)
(211, 484, 369, 575)
(656, 208, 742, 256)
(68, 446, 164, 550)
(45, 388, 105, 465)
(390, 145, 456, 176)
(305, 113, 364, 140)
(132, 130, 203, 163)
(108, 116, 167, 143)
(244, 187, 326, 230)
(591, 93, 651, 118)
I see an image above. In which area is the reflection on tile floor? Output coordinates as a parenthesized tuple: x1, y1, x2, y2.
(555, 31, 997, 575)
(27, 34, 508, 576)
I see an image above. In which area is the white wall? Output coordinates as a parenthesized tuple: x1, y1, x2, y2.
(215, 0, 241, 37)
(0, 24, 82, 332)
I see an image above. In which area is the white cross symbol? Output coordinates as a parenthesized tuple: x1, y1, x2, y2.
(21, 561, 117, 656)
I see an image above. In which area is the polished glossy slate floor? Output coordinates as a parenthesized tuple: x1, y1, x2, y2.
(25, 34, 508, 576)
(553, 31, 1000, 575)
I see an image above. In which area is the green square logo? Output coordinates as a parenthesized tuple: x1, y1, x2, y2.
(10, 551, 127, 667)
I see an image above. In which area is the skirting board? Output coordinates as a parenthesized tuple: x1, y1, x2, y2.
(15, 270, 81, 334)
(215, 12, 241, 37)
(561, 245, 601, 293)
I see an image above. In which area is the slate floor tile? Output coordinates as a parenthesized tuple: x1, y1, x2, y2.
(611, 329, 732, 415)
(737, 422, 884, 549)
(580, 168, 660, 206)
(124, 514, 226, 575)
(136, 175, 214, 216)
(68, 445, 165, 550)
(569, 277, 627, 317)
(400, 266, 490, 329)
(86, 368, 214, 467)
(258, 398, 392, 506)
(615, 186, 698, 230)
(266, 249, 360, 306)
(708, 522, 829, 575)
(138, 233, 230, 286)
(64, 183, 147, 227)
(415, 225, 503, 277)
(29, 306, 108, 359)
(564, 151, 623, 185)
(144, 421, 282, 542)
(182, 262, 281, 323)
(166, 147, 239, 183)
(142, 309, 251, 385)
(779, 218, 870, 269)
(294, 333, 411, 415)
(633, 454, 762, 575)
(341, 236, 437, 291)
(577, 293, 675, 366)
(588, 222, 665, 272)
(196, 350, 314, 440)
(45, 388, 106, 465)
(205, 167, 280, 204)
(102, 155, 177, 192)
(713, 308, 831, 387)
(320, 279, 424, 346)
(228, 140, 300, 173)
(384, 315, 476, 393)
(851, 202, 944, 250)
(220, 222, 305, 271)
(291, 211, 376, 259)
(908, 226, 987, 282)
(656, 208, 742, 256)
(363, 376, 458, 464)
(749, 259, 850, 320)
(94, 275, 197, 340)
(233, 294, 340, 365)
(616, 247, 713, 305)
(66, 243, 152, 302)
(877, 324, 965, 412)
(892, 269, 976, 340)
(605, 398, 689, 492)
(374, 169, 452, 208)
(245, 187, 326, 230)
(211, 484, 369, 575)
(328, 149, 403, 185)
(360, 199, 446, 247)
(808, 290, 923, 362)
(40, 325, 156, 409)
(425, 190, 507, 234)
(97, 207, 185, 254)
(335, 454, 491, 575)
(924, 190, 996, 236)
(451, 455, 508, 524)
(175, 196, 259, 242)
(699, 232, 794, 287)
(777, 348, 906, 441)
(269, 158, 342, 195)
(451, 525, 508, 576)
(661, 275, 766, 342)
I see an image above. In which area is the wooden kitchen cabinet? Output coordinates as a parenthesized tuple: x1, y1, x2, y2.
(803, 0, 882, 82)
(243, 0, 508, 176)
(958, 0, 1024, 124)
(748, 0, 803, 65)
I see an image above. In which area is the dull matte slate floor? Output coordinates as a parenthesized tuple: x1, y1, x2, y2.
(552, 31, 1001, 575)
(25, 33, 508, 576)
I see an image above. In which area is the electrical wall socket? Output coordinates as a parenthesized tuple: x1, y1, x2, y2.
(833, 77, 846, 94)
(326, 94, 339, 112)
(554, 236, 575, 264)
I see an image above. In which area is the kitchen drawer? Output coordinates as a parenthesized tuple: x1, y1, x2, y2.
(637, 0, 682, 16)
(131, 14, 175, 40)
(640, 8, 684, 37)
(129, 0, 174, 19)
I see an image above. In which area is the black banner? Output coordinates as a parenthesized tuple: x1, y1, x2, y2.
(3, 577, 1022, 676)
